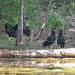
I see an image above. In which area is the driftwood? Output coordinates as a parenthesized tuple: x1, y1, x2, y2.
(0, 48, 75, 58)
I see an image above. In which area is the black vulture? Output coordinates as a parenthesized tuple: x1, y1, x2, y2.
(43, 30, 56, 48)
(23, 26, 30, 36)
(12, 22, 25, 31)
(57, 29, 65, 48)
(12, 24, 18, 31)
(12, 22, 30, 36)
(5, 23, 17, 40)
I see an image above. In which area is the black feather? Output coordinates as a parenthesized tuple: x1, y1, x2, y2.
(57, 29, 65, 48)
(43, 30, 56, 46)
(12, 22, 30, 36)
(23, 26, 30, 36)
(12, 24, 18, 31)
(5, 23, 16, 38)
(12, 22, 25, 31)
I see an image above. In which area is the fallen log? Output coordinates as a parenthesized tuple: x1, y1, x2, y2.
(0, 48, 75, 58)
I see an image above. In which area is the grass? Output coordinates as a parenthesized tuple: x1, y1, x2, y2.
(0, 66, 75, 74)
(0, 27, 75, 50)
(0, 36, 57, 50)
(0, 37, 17, 50)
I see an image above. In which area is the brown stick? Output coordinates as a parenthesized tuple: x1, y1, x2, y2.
(34, 23, 45, 41)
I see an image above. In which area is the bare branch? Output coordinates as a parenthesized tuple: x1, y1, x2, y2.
(34, 23, 45, 41)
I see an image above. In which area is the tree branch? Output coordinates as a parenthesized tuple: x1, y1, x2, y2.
(34, 23, 45, 41)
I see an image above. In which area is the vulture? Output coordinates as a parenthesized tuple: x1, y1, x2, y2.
(57, 29, 65, 48)
(5, 23, 17, 40)
(43, 30, 56, 48)
(12, 22, 30, 36)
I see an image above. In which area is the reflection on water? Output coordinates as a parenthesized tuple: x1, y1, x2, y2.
(0, 58, 75, 74)
(0, 58, 75, 68)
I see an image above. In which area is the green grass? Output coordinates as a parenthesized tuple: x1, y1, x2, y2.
(0, 66, 75, 74)
(0, 36, 57, 50)
(0, 38, 17, 50)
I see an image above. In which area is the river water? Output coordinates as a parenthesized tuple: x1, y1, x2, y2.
(0, 58, 75, 75)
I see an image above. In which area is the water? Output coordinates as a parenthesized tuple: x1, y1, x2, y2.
(0, 58, 75, 75)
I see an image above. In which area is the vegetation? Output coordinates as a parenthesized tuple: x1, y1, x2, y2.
(0, 0, 75, 29)
(0, 37, 51, 50)
(0, 0, 75, 74)
(0, 0, 75, 50)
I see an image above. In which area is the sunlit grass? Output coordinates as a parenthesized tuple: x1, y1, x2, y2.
(0, 67, 49, 73)
(0, 67, 75, 74)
